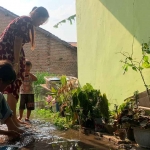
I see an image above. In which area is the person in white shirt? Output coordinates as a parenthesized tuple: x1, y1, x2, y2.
(18, 60, 37, 122)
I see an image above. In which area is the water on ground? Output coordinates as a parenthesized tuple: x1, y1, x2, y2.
(0, 119, 115, 150)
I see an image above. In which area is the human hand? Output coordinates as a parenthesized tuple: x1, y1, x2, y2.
(13, 63, 20, 74)
(6, 130, 21, 139)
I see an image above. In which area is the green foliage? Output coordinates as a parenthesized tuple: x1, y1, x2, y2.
(120, 41, 150, 95)
(78, 91, 89, 109)
(33, 72, 57, 101)
(34, 109, 53, 119)
(100, 94, 109, 119)
(34, 109, 71, 130)
(72, 92, 78, 109)
(34, 72, 51, 86)
(35, 76, 110, 129)
(82, 83, 94, 92)
(72, 83, 109, 122)
(60, 75, 67, 86)
(117, 98, 131, 114)
(120, 41, 150, 73)
(50, 75, 78, 105)
(53, 14, 76, 28)
(142, 42, 150, 54)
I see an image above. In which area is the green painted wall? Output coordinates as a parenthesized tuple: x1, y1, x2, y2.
(76, 0, 150, 106)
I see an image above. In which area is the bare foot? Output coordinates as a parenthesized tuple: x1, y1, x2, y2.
(17, 117, 30, 125)
(7, 123, 24, 134)
(5, 117, 25, 134)
(12, 119, 24, 127)
(16, 128, 25, 134)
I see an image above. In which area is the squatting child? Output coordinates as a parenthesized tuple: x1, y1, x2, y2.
(0, 60, 24, 138)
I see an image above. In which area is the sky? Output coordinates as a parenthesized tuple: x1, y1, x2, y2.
(0, 0, 77, 42)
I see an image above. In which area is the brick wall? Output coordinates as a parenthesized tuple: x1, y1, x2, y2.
(0, 9, 77, 77)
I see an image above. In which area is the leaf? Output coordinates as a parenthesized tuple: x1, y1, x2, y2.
(60, 75, 67, 86)
(67, 15, 76, 24)
(53, 14, 76, 28)
(124, 66, 128, 72)
(145, 43, 149, 47)
(139, 66, 143, 70)
(61, 20, 66, 23)
(60, 94, 64, 102)
(128, 57, 132, 60)
(127, 63, 132, 67)
(68, 18, 72, 24)
(53, 24, 59, 28)
(132, 66, 137, 71)
(122, 64, 128, 72)
(51, 87, 57, 93)
(142, 61, 150, 68)
(143, 56, 149, 62)
(146, 50, 150, 54)
(82, 83, 94, 92)
(68, 14, 76, 20)
(143, 43, 149, 49)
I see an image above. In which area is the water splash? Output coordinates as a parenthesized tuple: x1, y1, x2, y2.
(0, 119, 99, 150)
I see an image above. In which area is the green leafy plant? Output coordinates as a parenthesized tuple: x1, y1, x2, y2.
(99, 94, 109, 120)
(119, 41, 150, 101)
(43, 76, 109, 130)
(46, 75, 79, 124)
(53, 14, 76, 28)
(34, 109, 71, 130)
(72, 83, 110, 129)
(113, 97, 150, 130)
(50, 75, 78, 104)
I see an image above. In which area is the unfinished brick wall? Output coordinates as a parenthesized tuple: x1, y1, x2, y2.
(0, 9, 77, 77)
(24, 31, 51, 73)
(49, 38, 77, 76)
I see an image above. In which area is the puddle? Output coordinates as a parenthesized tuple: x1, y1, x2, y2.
(0, 120, 111, 150)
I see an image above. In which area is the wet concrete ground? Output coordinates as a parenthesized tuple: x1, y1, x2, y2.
(0, 119, 116, 150)
(0, 119, 148, 150)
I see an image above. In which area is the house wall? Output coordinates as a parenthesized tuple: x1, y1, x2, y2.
(76, 0, 150, 106)
(0, 10, 77, 77)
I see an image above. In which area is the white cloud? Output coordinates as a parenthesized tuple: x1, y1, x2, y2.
(50, 4, 76, 23)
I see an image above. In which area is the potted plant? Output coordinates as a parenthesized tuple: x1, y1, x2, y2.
(112, 97, 136, 141)
(72, 83, 98, 129)
(49, 75, 79, 124)
(120, 42, 150, 101)
(120, 40, 150, 148)
(119, 41, 150, 147)
(114, 95, 150, 145)
(104, 106, 118, 135)
(72, 83, 110, 132)
(47, 76, 110, 132)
